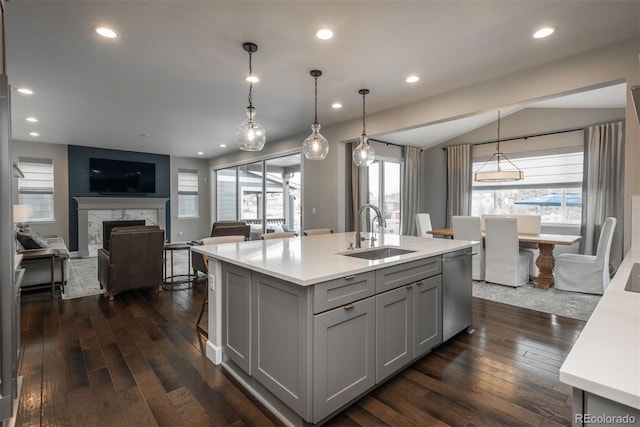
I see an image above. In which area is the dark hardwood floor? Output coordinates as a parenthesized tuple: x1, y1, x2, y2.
(17, 279, 583, 427)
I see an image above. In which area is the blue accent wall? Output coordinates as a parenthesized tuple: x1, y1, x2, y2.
(67, 145, 171, 251)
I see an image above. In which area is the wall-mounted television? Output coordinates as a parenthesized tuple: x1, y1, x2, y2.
(89, 158, 156, 194)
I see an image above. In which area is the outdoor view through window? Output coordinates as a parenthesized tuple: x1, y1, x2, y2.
(472, 150, 583, 224)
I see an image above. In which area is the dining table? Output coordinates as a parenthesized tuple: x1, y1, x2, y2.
(427, 228, 582, 289)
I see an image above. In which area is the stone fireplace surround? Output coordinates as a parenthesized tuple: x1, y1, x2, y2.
(74, 197, 168, 257)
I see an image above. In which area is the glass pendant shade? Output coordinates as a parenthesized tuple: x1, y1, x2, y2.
(236, 107, 266, 151)
(303, 123, 329, 160)
(352, 134, 375, 167)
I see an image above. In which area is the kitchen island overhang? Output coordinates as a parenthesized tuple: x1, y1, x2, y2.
(192, 232, 475, 426)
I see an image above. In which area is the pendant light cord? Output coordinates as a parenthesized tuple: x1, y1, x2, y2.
(361, 91, 367, 136)
(247, 50, 253, 109)
(313, 75, 319, 125)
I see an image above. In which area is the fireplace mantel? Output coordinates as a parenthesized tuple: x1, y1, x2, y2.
(74, 197, 169, 257)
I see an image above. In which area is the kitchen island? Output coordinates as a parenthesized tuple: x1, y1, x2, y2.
(193, 232, 474, 426)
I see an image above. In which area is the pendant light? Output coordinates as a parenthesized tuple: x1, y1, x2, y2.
(352, 89, 375, 167)
(474, 110, 524, 182)
(302, 70, 329, 160)
(236, 42, 266, 151)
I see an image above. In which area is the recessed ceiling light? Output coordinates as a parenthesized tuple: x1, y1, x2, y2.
(95, 26, 118, 39)
(406, 75, 420, 83)
(533, 26, 555, 39)
(26, 117, 38, 123)
(17, 88, 34, 95)
(245, 75, 259, 83)
(331, 102, 342, 109)
(197, 151, 204, 156)
(220, 144, 227, 148)
(29, 132, 39, 137)
(316, 28, 334, 40)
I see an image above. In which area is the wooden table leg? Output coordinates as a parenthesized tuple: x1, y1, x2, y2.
(534, 243, 555, 289)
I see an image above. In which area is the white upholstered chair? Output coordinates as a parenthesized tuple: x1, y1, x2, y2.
(452, 216, 485, 281)
(415, 213, 433, 238)
(303, 228, 333, 236)
(555, 217, 617, 295)
(484, 217, 532, 287)
(515, 214, 542, 278)
(260, 231, 296, 240)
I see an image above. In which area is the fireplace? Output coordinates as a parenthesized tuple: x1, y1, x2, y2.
(102, 220, 146, 251)
(74, 197, 169, 257)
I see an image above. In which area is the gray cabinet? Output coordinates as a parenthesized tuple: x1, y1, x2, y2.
(313, 297, 375, 423)
(414, 275, 442, 357)
(251, 273, 312, 418)
(222, 263, 252, 374)
(376, 285, 414, 382)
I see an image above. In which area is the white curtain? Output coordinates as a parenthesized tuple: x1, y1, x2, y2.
(446, 144, 472, 227)
(581, 120, 625, 271)
(401, 146, 422, 235)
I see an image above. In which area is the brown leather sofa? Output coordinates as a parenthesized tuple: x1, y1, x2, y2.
(98, 225, 164, 300)
(191, 221, 250, 276)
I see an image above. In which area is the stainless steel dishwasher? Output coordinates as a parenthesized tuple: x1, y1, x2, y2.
(442, 248, 473, 341)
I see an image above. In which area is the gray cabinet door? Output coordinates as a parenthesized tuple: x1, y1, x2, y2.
(251, 273, 312, 420)
(222, 263, 252, 374)
(414, 275, 442, 357)
(313, 297, 375, 423)
(376, 285, 414, 382)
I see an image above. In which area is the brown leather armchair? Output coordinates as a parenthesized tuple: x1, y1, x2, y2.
(98, 225, 164, 300)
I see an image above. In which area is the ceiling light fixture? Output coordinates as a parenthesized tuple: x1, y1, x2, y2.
(17, 88, 33, 95)
(533, 26, 555, 39)
(406, 75, 420, 83)
(352, 89, 375, 167)
(474, 110, 524, 182)
(303, 70, 329, 161)
(220, 144, 227, 148)
(25, 117, 38, 122)
(331, 102, 342, 109)
(95, 26, 118, 39)
(29, 132, 39, 137)
(316, 29, 334, 40)
(197, 151, 204, 156)
(236, 42, 266, 151)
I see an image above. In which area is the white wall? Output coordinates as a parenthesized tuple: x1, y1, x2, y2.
(12, 140, 69, 243)
(169, 156, 211, 242)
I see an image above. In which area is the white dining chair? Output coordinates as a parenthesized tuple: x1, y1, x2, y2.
(452, 216, 484, 281)
(555, 217, 617, 295)
(484, 217, 532, 287)
(515, 214, 542, 278)
(415, 213, 433, 238)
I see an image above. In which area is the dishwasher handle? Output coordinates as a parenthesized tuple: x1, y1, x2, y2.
(443, 249, 472, 262)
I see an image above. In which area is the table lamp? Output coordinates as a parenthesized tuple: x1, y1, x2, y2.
(13, 204, 32, 251)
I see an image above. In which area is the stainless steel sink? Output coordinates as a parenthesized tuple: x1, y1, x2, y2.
(340, 246, 416, 260)
(624, 263, 640, 293)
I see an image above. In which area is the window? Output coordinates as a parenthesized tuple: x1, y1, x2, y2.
(214, 153, 302, 239)
(368, 158, 402, 234)
(177, 169, 198, 218)
(18, 158, 54, 222)
(472, 149, 583, 224)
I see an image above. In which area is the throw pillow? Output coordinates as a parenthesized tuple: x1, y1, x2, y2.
(17, 230, 49, 249)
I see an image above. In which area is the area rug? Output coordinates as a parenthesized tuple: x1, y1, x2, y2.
(62, 252, 193, 300)
(472, 280, 600, 321)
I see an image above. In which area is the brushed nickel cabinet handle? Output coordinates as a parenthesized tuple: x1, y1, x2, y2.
(344, 275, 356, 280)
(343, 304, 355, 310)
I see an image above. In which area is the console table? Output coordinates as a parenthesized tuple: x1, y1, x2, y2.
(19, 248, 64, 297)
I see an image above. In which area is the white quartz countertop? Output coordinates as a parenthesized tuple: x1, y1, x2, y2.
(559, 246, 640, 409)
(192, 232, 473, 286)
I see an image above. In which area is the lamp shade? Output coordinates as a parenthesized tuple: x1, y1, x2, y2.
(13, 204, 32, 223)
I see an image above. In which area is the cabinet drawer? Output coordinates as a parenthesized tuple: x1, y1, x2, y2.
(313, 271, 375, 314)
(376, 256, 441, 293)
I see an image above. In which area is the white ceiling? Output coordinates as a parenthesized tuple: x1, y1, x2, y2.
(5, 1, 638, 158)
